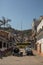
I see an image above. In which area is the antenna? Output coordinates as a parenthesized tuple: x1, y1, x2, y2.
(21, 20, 22, 31)
(21, 20, 23, 43)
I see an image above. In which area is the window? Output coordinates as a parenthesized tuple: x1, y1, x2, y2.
(10, 43, 12, 46)
(3, 43, 6, 47)
(42, 26, 43, 29)
(7, 44, 9, 48)
(0, 41, 2, 48)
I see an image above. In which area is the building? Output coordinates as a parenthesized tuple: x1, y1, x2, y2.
(31, 16, 43, 56)
(0, 30, 15, 52)
(31, 18, 40, 48)
(36, 16, 43, 55)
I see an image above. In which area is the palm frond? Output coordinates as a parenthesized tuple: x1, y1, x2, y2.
(0, 23, 3, 26)
(0, 20, 3, 23)
(2, 16, 6, 22)
(7, 19, 11, 22)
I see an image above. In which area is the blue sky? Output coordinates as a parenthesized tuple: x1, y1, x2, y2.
(0, 0, 43, 30)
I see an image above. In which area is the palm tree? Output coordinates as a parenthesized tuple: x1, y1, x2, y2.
(2, 17, 11, 28)
(0, 20, 3, 27)
(6, 23, 11, 28)
(0, 16, 12, 31)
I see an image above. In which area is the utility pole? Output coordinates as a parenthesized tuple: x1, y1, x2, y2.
(21, 21, 23, 43)
(21, 21, 22, 31)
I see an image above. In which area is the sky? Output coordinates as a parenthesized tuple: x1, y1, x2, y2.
(0, 0, 43, 30)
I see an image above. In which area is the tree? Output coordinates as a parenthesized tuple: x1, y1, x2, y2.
(0, 20, 3, 27)
(0, 16, 11, 28)
(6, 23, 11, 28)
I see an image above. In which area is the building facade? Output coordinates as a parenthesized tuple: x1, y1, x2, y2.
(32, 16, 43, 56)
(31, 18, 40, 48)
(0, 30, 15, 52)
(36, 18, 43, 55)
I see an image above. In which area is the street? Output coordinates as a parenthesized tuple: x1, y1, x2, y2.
(0, 49, 43, 65)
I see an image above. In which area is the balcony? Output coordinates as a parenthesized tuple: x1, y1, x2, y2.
(37, 26, 43, 35)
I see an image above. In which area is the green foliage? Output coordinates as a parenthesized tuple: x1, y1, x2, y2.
(18, 45, 26, 48)
(16, 42, 31, 48)
(17, 42, 31, 45)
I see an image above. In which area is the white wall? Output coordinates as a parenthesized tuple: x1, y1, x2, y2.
(37, 32, 43, 43)
(37, 38, 43, 53)
(37, 19, 43, 32)
(37, 39, 43, 44)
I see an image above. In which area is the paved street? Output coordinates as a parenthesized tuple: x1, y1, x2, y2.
(0, 49, 43, 65)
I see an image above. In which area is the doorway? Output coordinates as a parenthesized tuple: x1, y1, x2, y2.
(0, 41, 2, 48)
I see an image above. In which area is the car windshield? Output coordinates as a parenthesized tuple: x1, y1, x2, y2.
(25, 47, 31, 50)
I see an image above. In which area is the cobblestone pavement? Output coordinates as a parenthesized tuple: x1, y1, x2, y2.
(0, 49, 43, 65)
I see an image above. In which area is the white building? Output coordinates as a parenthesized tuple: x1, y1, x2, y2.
(32, 19, 40, 33)
(36, 17, 43, 55)
(31, 18, 40, 48)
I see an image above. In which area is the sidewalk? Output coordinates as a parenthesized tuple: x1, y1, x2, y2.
(33, 49, 43, 63)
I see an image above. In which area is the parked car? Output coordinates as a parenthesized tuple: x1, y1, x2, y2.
(25, 46, 33, 55)
(12, 46, 23, 56)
